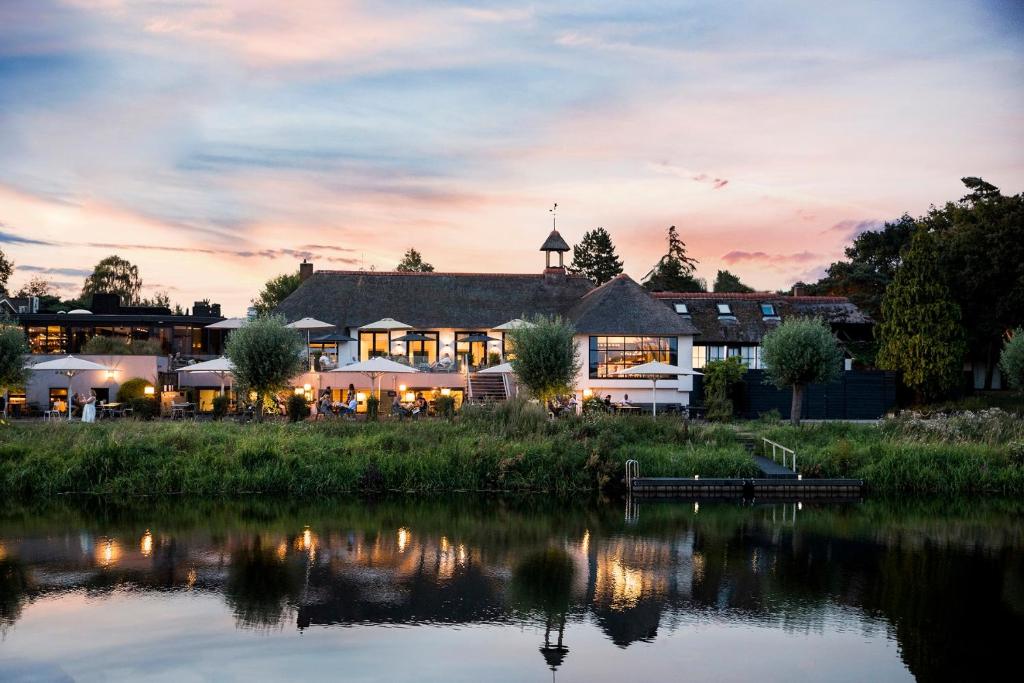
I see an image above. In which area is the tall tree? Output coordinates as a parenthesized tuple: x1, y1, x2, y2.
(0, 322, 28, 399)
(16, 276, 50, 298)
(139, 291, 172, 309)
(225, 315, 305, 422)
(999, 330, 1024, 392)
(761, 317, 843, 426)
(568, 227, 623, 285)
(0, 249, 12, 296)
(643, 225, 706, 292)
(713, 270, 755, 293)
(252, 272, 302, 315)
(506, 315, 581, 403)
(81, 255, 143, 306)
(876, 228, 967, 403)
(395, 248, 434, 272)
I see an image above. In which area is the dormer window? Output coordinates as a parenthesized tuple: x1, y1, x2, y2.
(674, 303, 689, 315)
(761, 303, 778, 317)
(716, 303, 732, 316)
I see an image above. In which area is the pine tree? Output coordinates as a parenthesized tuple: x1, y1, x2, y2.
(568, 227, 623, 284)
(877, 228, 967, 402)
(396, 248, 434, 272)
(643, 226, 706, 292)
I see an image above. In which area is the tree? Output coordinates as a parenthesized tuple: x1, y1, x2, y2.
(643, 225, 706, 292)
(506, 315, 581, 404)
(252, 272, 302, 316)
(16, 276, 50, 299)
(395, 248, 434, 272)
(225, 315, 304, 421)
(0, 321, 28, 398)
(81, 255, 143, 306)
(761, 317, 843, 426)
(139, 291, 172, 309)
(876, 228, 966, 403)
(568, 227, 623, 284)
(703, 355, 747, 421)
(713, 270, 754, 293)
(998, 330, 1024, 392)
(0, 249, 11, 295)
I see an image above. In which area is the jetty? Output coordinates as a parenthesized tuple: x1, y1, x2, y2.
(625, 438, 864, 498)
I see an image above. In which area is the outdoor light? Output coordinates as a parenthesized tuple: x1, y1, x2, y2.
(583, 389, 593, 398)
(694, 475, 699, 480)
(294, 387, 304, 395)
(404, 392, 415, 402)
(440, 388, 451, 396)
(357, 392, 367, 402)
(399, 384, 407, 392)
(105, 370, 115, 380)
(143, 386, 155, 396)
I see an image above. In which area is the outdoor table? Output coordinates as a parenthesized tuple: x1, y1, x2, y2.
(616, 405, 642, 414)
(170, 402, 195, 420)
(102, 402, 124, 418)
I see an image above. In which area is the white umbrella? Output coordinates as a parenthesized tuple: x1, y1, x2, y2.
(360, 318, 412, 331)
(181, 356, 235, 395)
(287, 317, 335, 371)
(478, 362, 514, 374)
(331, 356, 417, 401)
(206, 317, 248, 330)
(612, 361, 703, 417)
(29, 356, 110, 419)
(492, 319, 535, 330)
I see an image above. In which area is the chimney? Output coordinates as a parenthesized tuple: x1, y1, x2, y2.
(792, 285, 803, 297)
(299, 259, 314, 282)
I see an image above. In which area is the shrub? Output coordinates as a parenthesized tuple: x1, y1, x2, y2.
(128, 397, 158, 420)
(999, 330, 1024, 392)
(434, 395, 455, 419)
(582, 396, 608, 414)
(703, 356, 746, 422)
(117, 378, 153, 402)
(487, 351, 502, 367)
(506, 315, 580, 402)
(83, 336, 131, 355)
(365, 395, 379, 420)
(0, 322, 28, 395)
(286, 394, 309, 422)
(212, 395, 230, 420)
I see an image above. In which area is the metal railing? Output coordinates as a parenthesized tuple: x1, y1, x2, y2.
(625, 459, 640, 491)
(763, 438, 797, 472)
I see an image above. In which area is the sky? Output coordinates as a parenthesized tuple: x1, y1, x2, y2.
(0, 0, 1022, 315)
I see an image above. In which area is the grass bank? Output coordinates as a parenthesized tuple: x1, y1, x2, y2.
(1, 402, 1021, 497)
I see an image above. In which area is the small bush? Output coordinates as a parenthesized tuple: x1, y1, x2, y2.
(434, 395, 455, 419)
(365, 395, 379, 420)
(117, 378, 153, 402)
(128, 397, 158, 420)
(286, 395, 310, 422)
(212, 395, 230, 420)
(582, 396, 608, 414)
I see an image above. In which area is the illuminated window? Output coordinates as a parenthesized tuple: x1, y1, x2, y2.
(359, 331, 391, 360)
(589, 336, 677, 379)
(691, 344, 707, 369)
(760, 303, 778, 317)
(740, 346, 761, 369)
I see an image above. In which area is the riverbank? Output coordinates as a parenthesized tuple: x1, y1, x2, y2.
(0, 405, 1021, 496)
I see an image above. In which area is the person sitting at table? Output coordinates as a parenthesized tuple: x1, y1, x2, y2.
(622, 394, 632, 406)
(338, 395, 358, 416)
(345, 383, 356, 403)
(435, 353, 454, 370)
(391, 394, 411, 419)
(603, 394, 612, 408)
(317, 393, 333, 418)
(81, 390, 97, 423)
(412, 393, 428, 417)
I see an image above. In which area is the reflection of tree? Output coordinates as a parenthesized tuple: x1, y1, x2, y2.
(0, 557, 30, 637)
(224, 536, 300, 631)
(510, 548, 576, 674)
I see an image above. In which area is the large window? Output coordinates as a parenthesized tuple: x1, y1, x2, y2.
(395, 331, 438, 367)
(27, 326, 66, 354)
(692, 344, 707, 370)
(740, 345, 761, 369)
(456, 332, 488, 371)
(589, 336, 678, 379)
(359, 331, 392, 361)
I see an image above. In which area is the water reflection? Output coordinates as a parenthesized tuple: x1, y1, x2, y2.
(0, 496, 1021, 682)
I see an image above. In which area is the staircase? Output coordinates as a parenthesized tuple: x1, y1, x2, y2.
(738, 432, 798, 480)
(467, 372, 508, 402)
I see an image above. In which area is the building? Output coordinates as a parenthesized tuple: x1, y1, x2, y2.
(270, 230, 699, 409)
(652, 291, 873, 370)
(17, 293, 227, 357)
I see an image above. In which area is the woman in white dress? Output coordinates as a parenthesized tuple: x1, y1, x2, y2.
(82, 390, 97, 423)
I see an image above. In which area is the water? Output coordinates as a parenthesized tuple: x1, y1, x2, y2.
(0, 496, 1020, 682)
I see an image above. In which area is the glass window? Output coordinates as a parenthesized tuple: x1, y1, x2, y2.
(396, 331, 438, 367)
(456, 332, 488, 371)
(692, 344, 707, 369)
(740, 345, 761, 369)
(760, 303, 777, 317)
(359, 331, 391, 361)
(674, 303, 689, 315)
(27, 325, 67, 354)
(589, 336, 677, 379)
(707, 345, 726, 362)
(716, 303, 732, 315)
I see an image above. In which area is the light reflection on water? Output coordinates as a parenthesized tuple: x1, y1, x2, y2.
(0, 496, 1021, 682)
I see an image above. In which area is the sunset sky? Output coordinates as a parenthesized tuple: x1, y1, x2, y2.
(1, 0, 1022, 314)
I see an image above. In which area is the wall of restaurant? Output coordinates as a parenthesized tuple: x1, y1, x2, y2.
(574, 334, 695, 406)
(23, 355, 161, 413)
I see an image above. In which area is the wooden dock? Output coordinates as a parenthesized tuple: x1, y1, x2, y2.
(629, 477, 865, 497)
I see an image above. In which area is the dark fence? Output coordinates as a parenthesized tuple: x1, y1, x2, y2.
(692, 369, 898, 420)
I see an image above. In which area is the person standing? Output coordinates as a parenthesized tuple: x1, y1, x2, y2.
(82, 390, 97, 423)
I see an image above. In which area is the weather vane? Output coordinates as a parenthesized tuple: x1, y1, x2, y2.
(550, 202, 558, 230)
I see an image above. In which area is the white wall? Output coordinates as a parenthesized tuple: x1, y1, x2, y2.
(26, 355, 160, 409)
(574, 334, 695, 406)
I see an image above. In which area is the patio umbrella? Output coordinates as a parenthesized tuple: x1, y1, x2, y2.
(391, 332, 432, 343)
(478, 362, 514, 374)
(360, 318, 412, 331)
(206, 317, 248, 330)
(181, 356, 235, 395)
(459, 333, 499, 343)
(330, 356, 417, 400)
(612, 361, 703, 417)
(493, 319, 535, 330)
(309, 332, 355, 343)
(29, 356, 110, 419)
(287, 317, 335, 371)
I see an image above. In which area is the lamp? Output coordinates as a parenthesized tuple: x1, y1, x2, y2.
(440, 388, 451, 396)
(294, 387, 304, 395)
(143, 386, 155, 396)
(357, 392, 366, 402)
(399, 384, 407, 392)
(404, 391, 415, 402)
(583, 388, 593, 398)
(105, 370, 115, 380)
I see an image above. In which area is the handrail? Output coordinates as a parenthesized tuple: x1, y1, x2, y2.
(625, 459, 640, 491)
(762, 438, 797, 473)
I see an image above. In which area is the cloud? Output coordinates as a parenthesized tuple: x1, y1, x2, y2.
(721, 250, 822, 265)
(16, 265, 92, 277)
(0, 229, 57, 246)
(824, 219, 885, 241)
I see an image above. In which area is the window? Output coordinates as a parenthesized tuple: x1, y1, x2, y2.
(589, 336, 678, 379)
(692, 344, 707, 369)
(716, 303, 733, 316)
(396, 331, 439, 367)
(456, 332, 489, 371)
(740, 345, 761, 369)
(760, 303, 777, 317)
(674, 302, 689, 315)
(707, 345, 726, 362)
(359, 331, 392, 360)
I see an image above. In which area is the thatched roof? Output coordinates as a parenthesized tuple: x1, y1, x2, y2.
(565, 275, 699, 335)
(275, 270, 594, 330)
(539, 229, 570, 252)
(652, 292, 871, 343)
